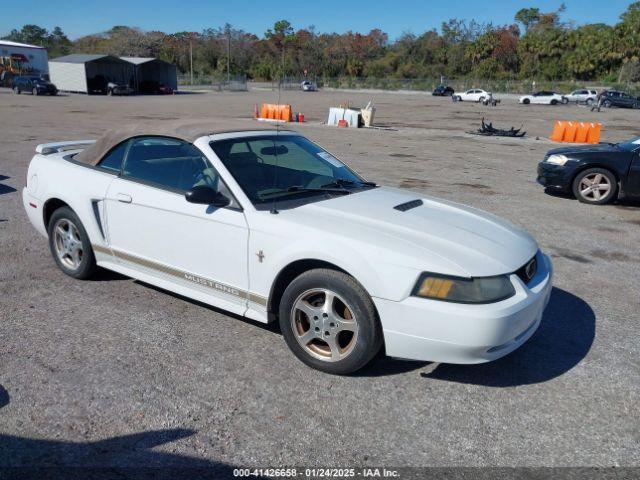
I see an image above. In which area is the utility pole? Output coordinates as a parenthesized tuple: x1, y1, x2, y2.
(281, 43, 285, 89)
(189, 36, 193, 85)
(227, 32, 231, 86)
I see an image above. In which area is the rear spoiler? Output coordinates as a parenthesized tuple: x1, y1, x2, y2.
(35, 140, 96, 155)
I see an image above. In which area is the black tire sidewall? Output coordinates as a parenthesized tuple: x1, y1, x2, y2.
(47, 206, 96, 279)
(279, 269, 382, 375)
(523, 98, 530, 104)
(572, 168, 617, 205)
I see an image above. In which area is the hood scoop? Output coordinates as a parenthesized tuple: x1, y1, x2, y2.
(394, 199, 423, 212)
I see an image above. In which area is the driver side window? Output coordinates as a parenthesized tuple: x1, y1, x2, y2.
(122, 136, 216, 192)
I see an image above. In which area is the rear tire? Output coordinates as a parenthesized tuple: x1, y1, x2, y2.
(32, 87, 38, 96)
(603, 100, 611, 108)
(522, 98, 530, 105)
(47, 207, 97, 279)
(572, 168, 617, 205)
(279, 268, 383, 375)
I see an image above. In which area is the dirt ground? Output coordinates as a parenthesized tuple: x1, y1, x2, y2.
(0, 87, 638, 470)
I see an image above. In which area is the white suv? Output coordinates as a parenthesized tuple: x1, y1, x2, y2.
(564, 89, 598, 105)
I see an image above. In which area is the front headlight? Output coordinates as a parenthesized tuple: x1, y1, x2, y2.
(545, 154, 570, 165)
(412, 273, 515, 304)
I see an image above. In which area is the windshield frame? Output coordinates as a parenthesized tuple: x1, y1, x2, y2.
(617, 136, 640, 151)
(209, 133, 375, 211)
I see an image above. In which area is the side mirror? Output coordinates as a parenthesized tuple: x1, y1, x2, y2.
(185, 185, 230, 207)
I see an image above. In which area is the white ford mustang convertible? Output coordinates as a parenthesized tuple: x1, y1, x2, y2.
(23, 123, 553, 374)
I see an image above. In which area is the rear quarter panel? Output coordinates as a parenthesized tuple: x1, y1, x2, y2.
(26, 153, 116, 245)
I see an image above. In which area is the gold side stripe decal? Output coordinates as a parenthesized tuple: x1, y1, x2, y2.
(92, 244, 267, 307)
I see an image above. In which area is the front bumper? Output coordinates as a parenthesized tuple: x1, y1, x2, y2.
(537, 162, 573, 191)
(373, 251, 553, 364)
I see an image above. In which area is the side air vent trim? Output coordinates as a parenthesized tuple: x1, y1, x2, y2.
(91, 200, 106, 239)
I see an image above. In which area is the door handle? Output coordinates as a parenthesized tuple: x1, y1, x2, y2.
(116, 193, 132, 203)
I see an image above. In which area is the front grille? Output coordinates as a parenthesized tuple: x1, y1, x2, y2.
(515, 255, 537, 284)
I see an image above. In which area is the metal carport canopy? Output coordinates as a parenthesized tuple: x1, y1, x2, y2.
(120, 57, 178, 91)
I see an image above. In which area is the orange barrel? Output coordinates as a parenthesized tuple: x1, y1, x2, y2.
(575, 122, 589, 143)
(563, 122, 579, 143)
(586, 123, 602, 144)
(550, 120, 566, 142)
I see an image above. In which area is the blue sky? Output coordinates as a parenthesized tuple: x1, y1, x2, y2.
(1, 0, 633, 40)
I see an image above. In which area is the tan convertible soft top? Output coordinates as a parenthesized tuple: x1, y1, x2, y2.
(74, 121, 217, 165)
(74, 120, 285, 166)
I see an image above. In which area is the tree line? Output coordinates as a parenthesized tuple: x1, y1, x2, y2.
(3, 3, 640, 82)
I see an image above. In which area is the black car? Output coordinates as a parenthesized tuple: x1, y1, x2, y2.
(432, 85, 454, 96)
(13, 76, 57, 96)
(537, 137, 640, 205)
(600, 90, 640, 109)
(139, 80, 173, 95)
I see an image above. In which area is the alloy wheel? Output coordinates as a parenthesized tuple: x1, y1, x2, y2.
(290, 288, 359, 362)
(53, 218, 84, 270)
(579, 173, 611, 202)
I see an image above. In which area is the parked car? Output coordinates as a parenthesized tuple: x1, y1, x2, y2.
(107, 81, 134, 96)
(139, 80, 173, 95)
(519, 91, 567, 105)
(564, 89, 598, 105)
(23, 126, 552, 374)
(599, 90, 640, 109)
(12, 76, 57, 96)
(432, 85, 454, 96)
(87, 75, 108, 95)
(301, 80, 317, 92)
(537, 136, 640, 204)
(453, 89, 491, 102)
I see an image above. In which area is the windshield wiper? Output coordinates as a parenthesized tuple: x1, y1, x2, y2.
(320, 179, 377, 189)
(287, 185, 352, 194)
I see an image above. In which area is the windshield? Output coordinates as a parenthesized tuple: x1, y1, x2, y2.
(210, 134, 373, 209)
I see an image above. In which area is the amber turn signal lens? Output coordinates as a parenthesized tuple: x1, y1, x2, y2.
(418, 277, 453, 299)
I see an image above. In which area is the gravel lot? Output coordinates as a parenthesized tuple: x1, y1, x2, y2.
(0, 87, 638, 471)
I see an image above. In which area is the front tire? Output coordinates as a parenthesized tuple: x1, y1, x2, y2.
(550, 99, 558, 105)
(603, 100, 611, 108)
(279, 269, 383, 375)
(572, 168, 617, 205)
(522, 98, 530, 105)
(586, 98, 593, 106)
(13, 86, 20, 94)
(48, 207, 96, 279)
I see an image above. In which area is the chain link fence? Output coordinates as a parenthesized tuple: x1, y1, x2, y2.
(177, 74, 247, 91)
(318, 77, 640, 96)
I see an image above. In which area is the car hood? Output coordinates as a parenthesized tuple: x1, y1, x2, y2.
(288, 186, 538, 277)
(547, 143, 619, 156)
